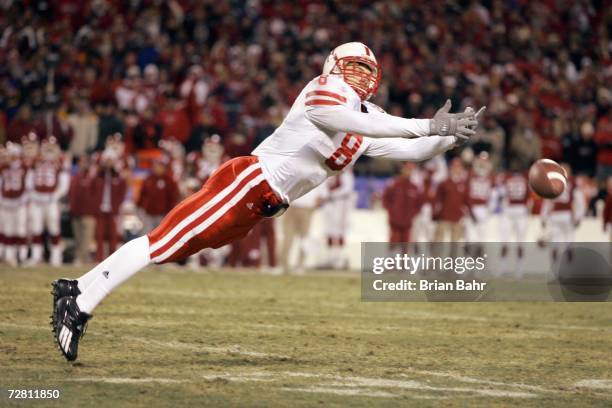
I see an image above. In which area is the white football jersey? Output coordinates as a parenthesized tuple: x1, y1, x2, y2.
(253, 74, 457, 203)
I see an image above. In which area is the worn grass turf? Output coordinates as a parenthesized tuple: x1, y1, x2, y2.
(1, 265, 611, 407)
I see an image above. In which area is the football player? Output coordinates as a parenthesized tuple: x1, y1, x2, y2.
(51, 42, 485, 361)
(497, 163, 531, 276)
(464, 152, 495, 258)
(320, 169, 355, 270)
(540, 164, 585, 270)
(0, 143, 31, 266)
(27, 137, 69, 266)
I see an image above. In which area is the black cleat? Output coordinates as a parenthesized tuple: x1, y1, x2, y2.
(54, 297, 91, 362)
(50, 279, 80, 333)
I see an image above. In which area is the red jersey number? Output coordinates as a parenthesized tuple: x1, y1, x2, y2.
(325, 133, 362, 171)
(3, 168, 24, 191)
(34, 164, 58, 189)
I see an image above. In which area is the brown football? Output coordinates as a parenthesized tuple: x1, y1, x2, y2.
(528, 159, 568, 199)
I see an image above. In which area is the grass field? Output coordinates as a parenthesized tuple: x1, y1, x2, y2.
(1, 265, 611, 407)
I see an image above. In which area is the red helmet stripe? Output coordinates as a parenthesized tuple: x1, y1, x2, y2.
(305, 100, 341, 107)
(306, 91, 347, 103)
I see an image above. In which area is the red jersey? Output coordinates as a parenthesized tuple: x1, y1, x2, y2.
(382, 177, 424, 228)
(1, 161, 29, 201)
(137, 173, 180, 216)
(69, 170, 97, 216)
(467, 173, 493, 206)
(434, 177, 468, 222)
(500, 171, 529, 205)
(32, 159, 63, 194)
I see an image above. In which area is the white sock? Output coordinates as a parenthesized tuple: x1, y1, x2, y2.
(50, 245, 63, 266)
(18, 245, 28, 262)
(31, 244, 44, 263)
(76, 236, 151, 314)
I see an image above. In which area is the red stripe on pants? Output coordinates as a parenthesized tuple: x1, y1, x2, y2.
(147, 156, 279, 264)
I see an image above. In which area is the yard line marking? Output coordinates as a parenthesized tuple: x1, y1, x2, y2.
(64, 377, 187, 384)
(229, 371, 537, 398)
(201, 373, 275, 383)
(123, 336, 290, 359)
(401, 369, 561, 393)
(575, 379, 612, 390)
(281, 386, 397, 398)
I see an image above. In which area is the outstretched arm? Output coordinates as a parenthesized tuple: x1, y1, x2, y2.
(305, 104, 432, 138)
(363, 135, 459, 161)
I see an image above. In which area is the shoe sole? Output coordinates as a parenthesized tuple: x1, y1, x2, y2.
(49, 280, 80, 334)
(53, 298, 77, 362)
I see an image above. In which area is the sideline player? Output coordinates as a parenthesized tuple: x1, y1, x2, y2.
(0, 143, 30, 266)
(497, 163, 531, 276)
(540, 164, 585, 271)
(320, 169, 355, 270)
(51, 42, 485, 361)
(27, 137, 69, 266)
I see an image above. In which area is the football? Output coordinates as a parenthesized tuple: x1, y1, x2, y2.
(528, 158, 568, 199)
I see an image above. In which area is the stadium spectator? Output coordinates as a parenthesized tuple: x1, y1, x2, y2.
(115, 66, 149, 114)
(137, 157, 180, 233)
(95, 103, 125, 151)
(509, 113, 541, 172)
(69, 155, 97, 265)
(132, 108, 162, 150)
(180, 65, 210, 119)
(470, 117, 505, 170)
(34, 102, 73, 150)
(159, 92, 192, 143)
(67, 99, 98, 156)
(563, 121, 598, 177)
(6, 105, 36, 143)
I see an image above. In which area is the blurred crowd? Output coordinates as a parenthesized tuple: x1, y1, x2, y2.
(1, 1, 611, 175)
(0, 0, 611, 268)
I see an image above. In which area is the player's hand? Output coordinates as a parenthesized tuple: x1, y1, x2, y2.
(451, 106, 486, 146)
(429, 99, 478, 139)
